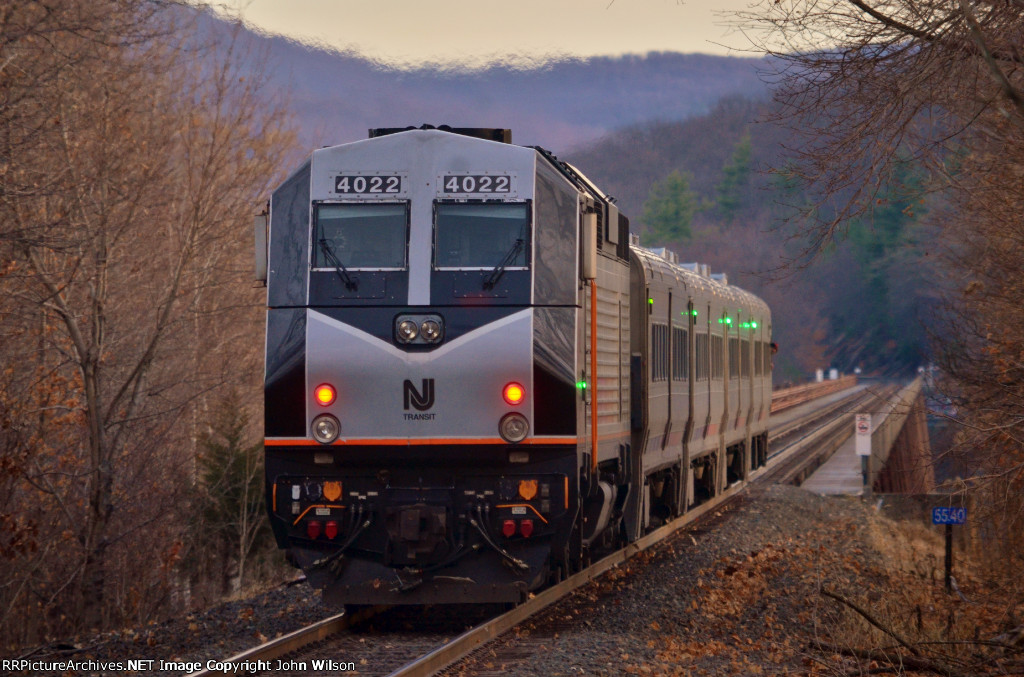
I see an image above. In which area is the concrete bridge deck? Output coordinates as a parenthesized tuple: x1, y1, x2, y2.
(801, 378, 933, 496)
(800, 424, 868, 495)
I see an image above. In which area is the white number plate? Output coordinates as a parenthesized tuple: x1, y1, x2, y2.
(443, 174, 511, 193)
(334, 174, 402, 194)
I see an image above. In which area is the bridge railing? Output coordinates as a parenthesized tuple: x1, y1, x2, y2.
(869, 376, 928, 491)
(770, 374, 858, 413)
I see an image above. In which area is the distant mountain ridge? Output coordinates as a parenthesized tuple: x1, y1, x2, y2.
(219, 12, 771, 152)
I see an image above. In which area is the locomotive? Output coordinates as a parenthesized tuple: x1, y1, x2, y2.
(255, 126, 772, 605)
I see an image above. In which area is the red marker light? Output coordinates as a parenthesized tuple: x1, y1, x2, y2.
(502, 520, 516, 538)
(324, 520, 338, 540)
(503, 382, 525, 405)
(314, 384, 336, 406)
(307, 520, 322, 539)
(520, 519, 534, 538)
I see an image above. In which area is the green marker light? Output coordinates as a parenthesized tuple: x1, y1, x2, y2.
(648, 298, 654, 305)
(576, 381, 587, 389)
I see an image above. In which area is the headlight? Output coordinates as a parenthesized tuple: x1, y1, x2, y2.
(312, 414, 340, 444)
(394, 314, 444, 346)
(397, 320, 419, 342)
(421, 319, 442, 342)
(499, 413, 529, 443)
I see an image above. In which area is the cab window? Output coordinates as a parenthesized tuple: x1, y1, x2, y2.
(313, 203, 408, 270)
(434, 202, 529, 269)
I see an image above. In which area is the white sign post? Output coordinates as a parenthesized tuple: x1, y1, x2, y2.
(855, 414, 872, 498)
(855, 414, 872, 456)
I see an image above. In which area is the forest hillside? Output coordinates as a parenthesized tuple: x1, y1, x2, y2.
(568, 97, 939, 378)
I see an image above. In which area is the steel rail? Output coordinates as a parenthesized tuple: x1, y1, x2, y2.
(387, 481, 747, 677)
(185, 606, 385, 677)
(765, 385, 898, 486)
(191, 384, 864, 677)
(388, 386, 867, 677)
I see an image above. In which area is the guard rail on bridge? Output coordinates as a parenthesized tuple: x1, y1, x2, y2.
(771, 375, 858, 413)
(868, 376, 933, 493)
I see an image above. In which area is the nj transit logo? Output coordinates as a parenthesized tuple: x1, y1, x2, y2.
(403, 379, 435, 411)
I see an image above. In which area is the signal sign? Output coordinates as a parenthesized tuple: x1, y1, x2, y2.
(855, 413, 871, 456)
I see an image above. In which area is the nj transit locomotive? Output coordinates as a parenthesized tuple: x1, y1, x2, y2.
(256, 126, 772, 605)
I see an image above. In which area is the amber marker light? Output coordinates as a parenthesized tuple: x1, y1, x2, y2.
(323, 481, 342, 502)
(503, 382, 525, 405)
(518, 479, 538, 501)
(314, 383, 336, 406)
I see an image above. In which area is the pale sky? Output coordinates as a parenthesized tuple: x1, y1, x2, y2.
(208, 0, 759, 68)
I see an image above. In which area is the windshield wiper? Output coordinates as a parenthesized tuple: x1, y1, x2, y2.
(318, 239, 358, 291)
(483, 238, 524, 290)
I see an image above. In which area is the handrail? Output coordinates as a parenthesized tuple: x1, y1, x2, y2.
(770, 375, 858, 413)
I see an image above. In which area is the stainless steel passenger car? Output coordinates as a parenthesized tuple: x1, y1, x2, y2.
(256, 126, 772, 605)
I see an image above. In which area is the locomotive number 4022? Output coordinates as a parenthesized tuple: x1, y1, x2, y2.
(443, 175, 511, 193)
(334, 175, 402, 194)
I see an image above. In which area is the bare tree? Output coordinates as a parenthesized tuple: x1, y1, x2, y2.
(739, 0, 1023, 250)
(737, 0, 1024, 587)
(0, 1, 292, 641)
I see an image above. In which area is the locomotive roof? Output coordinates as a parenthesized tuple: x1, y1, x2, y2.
(311, 127, 534, 163)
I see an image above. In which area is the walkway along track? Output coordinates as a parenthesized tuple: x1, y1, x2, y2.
(189, 381, 882, 677)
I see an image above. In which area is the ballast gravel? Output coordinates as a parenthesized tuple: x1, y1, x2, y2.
(8, 484, 945, 676)
(445, 484, 919, 676)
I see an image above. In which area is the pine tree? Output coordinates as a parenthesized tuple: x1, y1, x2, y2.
(715, 130, 753, 224)
(641, 170, 699, 245)
(194, 392, 269, 593)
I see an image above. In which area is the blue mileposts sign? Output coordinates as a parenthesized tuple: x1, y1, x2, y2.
(932, 507, 967, 525)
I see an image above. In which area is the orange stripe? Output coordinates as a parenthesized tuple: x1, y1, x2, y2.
(272, 483, 277, 512)
(590, 278, 599, 472)
(265, 437, 578, 447)
(495, 503, 549, 524)
(564, 476, 569, 510)
(291, 504, 345, 526)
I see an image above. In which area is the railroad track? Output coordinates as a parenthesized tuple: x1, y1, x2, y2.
(189, 382, 878, 677)
(764, 383, 898, 486)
